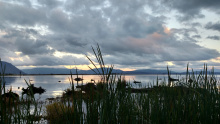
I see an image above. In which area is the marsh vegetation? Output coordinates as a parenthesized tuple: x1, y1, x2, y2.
(0, 45, 220, 123)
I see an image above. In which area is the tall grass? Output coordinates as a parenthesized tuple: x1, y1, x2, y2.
(46, 45, 219, 124)
(0, 59, 43, 124)
(1, 43, 220, 123)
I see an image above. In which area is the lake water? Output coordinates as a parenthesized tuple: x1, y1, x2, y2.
(2, 74, 220, 101)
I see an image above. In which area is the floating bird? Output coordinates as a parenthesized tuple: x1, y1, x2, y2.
(169, 77, 179, 81)
(188, 78, 193, 83)
(168, 76, 179, 87)
(134, 80, 141, 84)
(91, 79, 96, 83)
(22, 84, 46, 95)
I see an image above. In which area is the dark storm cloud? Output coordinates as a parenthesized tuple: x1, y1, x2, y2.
(0, 1, 46, 26)
(171, 28, 198, 36)
(190, 22, 202, 28)
(3, 28, 37, 39)
(205, 22, 220, 32)
(183, 22, 202, 28)
(37, 0, 61, 8)
(120, 17, 165, 38)
(171, 28, 198, 42)
(177, 13, 204, 22)
(65, 36, 87, 47)
(32, 55, 89, 66)
(29, 55, 73, 66)
(122, 18, 150, 38)
(0, 0, 219, 69)
(160, 40, 219, 61)
(44, 33, 92, 54)
(0, 46, 13, 61)
(192, 35, 201, 39)
(11, 53, 89, 66)
(0, 27, 54, 55)
(207, 35, 220, 40)
(15, 38, 54, 55)
(161, 0, 220, 21)
(98, 32, 219, 67)
(47, 7, 110, 40)
(104, 52, 158, 66)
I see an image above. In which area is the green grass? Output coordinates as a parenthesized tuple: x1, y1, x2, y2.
(1, 45, 220, 123)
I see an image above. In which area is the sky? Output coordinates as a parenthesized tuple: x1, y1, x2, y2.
(0, 0, 220, 72)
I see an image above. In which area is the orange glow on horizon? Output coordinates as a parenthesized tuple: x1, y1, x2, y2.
(64, 64, 102, 70)
(210, 57, 220, 63)
(119, 68, 136, 71)
(64, 64, 90, 70)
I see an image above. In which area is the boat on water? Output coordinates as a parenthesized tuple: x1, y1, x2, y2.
(133, 80, 141, 84)
(74, 77, 83, 81)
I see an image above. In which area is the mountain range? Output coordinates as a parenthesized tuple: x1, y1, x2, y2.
(0, 61, 171, 75)
(1, 61, 220, 75)
(0, 61, 25, 75)
(21, 68, 124, 75)
(20, 67, 220, 75)
(21, 67, 171, 75)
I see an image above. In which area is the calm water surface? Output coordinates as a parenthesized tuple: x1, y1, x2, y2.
(2, 74, 219, 100)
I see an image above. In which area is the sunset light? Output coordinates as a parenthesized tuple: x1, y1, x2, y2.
(0, 0, 220, 73)
(0, 1, 220, 123)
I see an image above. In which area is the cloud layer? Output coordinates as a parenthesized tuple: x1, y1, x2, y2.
(0, 0, 220, 70)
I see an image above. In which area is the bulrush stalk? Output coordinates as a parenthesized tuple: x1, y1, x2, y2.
(1, 45, 220, 123)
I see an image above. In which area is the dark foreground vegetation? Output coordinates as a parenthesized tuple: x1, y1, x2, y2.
(0, 45, 220, 123)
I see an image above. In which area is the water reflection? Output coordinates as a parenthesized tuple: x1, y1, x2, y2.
(2, 74, 175, 100)
(2, 77, 17, 85)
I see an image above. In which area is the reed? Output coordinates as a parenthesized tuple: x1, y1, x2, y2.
(1, 44, 220, 123)
(45, 102, 74, 123)
(0, 59, 43, 124)
(53, 44, 219, 123)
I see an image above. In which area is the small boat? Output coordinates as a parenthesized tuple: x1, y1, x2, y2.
(133, 78, 141, 84)
(74, 77, 83, 81)
(134, 80, 141, 84)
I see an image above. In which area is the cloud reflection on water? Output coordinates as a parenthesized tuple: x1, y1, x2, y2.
(3, 75, 170, 100)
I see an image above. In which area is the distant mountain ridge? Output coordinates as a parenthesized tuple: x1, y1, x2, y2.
(22, 68, 75, 75)
(124, 69, 169, 74)
(1, 61, 218, 75)
(0, 61, 25, 75)
(22, 68, 124, 75)
(22, 67, 220, 75)
(21, 67, 171, 75)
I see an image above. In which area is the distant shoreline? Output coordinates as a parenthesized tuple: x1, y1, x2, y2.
(3, 73, 170, 76)
(3, 73, 220, 76)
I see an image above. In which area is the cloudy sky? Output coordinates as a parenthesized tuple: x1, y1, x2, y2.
(0, 0, 220, 71)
